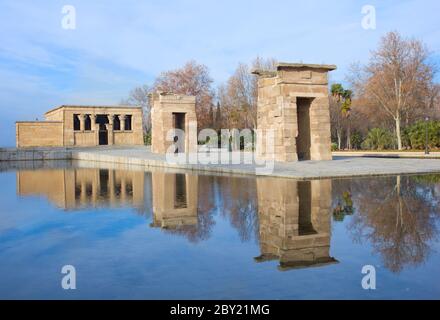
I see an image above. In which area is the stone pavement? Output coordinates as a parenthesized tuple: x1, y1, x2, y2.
(333, 151, 440, 159)
(71, 146, 440, 180)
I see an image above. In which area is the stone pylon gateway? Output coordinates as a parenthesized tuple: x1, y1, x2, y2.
(253, 63, 336, 162)
(150, 92, 198, 154)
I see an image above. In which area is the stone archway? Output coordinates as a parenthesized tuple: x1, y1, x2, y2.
(253, 63, 336, 162)
(150, 92, 197, 154)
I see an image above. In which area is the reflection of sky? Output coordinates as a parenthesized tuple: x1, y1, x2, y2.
(1, 170, 440, 299)
(1, 0, 440, 146)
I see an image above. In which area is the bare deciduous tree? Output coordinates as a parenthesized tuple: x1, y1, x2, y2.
(218, 57, 277, 129)
(154, 60, 214, 129)
(349, 32, 436, 150)
(121, 84, 152, 133)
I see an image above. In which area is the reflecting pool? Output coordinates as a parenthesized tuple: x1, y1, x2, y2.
(0, 161, 439, 299)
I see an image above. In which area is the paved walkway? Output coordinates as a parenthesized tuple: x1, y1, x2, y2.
(72, 146, 440, 180)
(333, 151, 440, 159)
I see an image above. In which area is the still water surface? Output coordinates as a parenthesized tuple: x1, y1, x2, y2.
(0, 162, 439, 299)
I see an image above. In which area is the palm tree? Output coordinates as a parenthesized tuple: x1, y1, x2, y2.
(331, 84, 353, 149)
(342, 89, 353, 149)
(331, 84, 344, 101)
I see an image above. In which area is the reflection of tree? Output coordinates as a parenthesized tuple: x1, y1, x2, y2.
(349, 175, 440, 273)
(412, 175, 440, 209)
(216, 176, 259, 242)
(333, 191, 354, 222)
(162, 213, 214, 243)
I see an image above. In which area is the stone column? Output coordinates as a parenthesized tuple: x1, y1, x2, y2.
(121, 114, 126, 131)
(79, 114, 85, 131)
(92, 114, 99, 146)
(90, 114, 97, 131)
(107, 114, 114, 145)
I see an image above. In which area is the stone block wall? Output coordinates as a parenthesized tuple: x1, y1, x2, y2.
(16, 121, 64, 148)
(113, 131, 139, 145)
(74, 131, 96, 146)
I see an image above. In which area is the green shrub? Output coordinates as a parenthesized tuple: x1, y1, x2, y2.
(412, 174, 440, 184)
(144, 131, 151, 145)
(361, 128, 395, 150)
(402, 127, 412, 149)
(405, 120, 440, 150)
(332, 191, 354, 222)
(331, 142, 338, 151)
(350, 131, 363, 150)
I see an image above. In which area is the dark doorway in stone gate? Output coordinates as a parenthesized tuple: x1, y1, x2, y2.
(296, 98, 313, 161)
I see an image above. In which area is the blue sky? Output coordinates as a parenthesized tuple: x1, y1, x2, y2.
(0, 0, 439, 146)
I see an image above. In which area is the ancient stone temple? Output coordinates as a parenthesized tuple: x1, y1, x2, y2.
(150, 172, 198, 229)
(255, 177, 337, 270)
(150, 92, 198, 154)
(253, 63, 336, 162)
(16, 105, 144, 147)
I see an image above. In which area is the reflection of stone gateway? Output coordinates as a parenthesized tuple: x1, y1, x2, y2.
(150, 172, 198, 228)
(255, 177, 338, 270)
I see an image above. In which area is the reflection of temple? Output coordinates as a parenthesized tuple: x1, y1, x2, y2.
(150, 172, 198, 229)
(255, 177, 337, 270)
(17, 166, 339, 268)
(16, 168, 145, 210)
